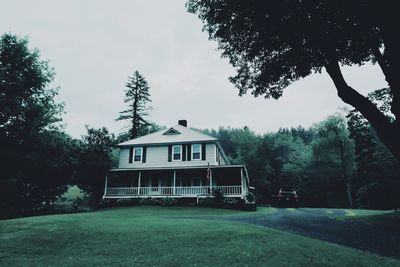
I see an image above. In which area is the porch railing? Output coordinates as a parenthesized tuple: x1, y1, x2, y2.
(106, 187, 138, 196)
(105, 186, 242, 197)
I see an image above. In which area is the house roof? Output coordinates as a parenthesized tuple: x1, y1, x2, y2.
(118, 124, 218, 147)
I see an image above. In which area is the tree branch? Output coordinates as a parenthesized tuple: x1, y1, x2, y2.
(325, 59, 400, 160)
(371, 45, 389, 77)
(371, 44, 400, 120)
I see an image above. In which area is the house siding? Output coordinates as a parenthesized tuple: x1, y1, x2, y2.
(119, 143, 217, 168)
(216, 146, 229, 166)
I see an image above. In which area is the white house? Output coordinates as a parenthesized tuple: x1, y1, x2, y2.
(103, 120, 251, 200)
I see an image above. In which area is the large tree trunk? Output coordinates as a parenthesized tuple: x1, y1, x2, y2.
(325, 60, 400, 162)
(339, 140, 353, 209)
(345, 182, 352, 209)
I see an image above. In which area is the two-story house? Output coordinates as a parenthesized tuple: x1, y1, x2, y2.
(103, 120, 251, 200)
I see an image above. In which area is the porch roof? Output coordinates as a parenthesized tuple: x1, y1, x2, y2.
(108, 165, 245, 172)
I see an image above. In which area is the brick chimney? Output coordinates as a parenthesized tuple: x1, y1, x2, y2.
(178, 120, 187, 127)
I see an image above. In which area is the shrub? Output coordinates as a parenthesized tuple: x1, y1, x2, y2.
(198, 197, 215, 207)
(222, 198, 239, 209)
(159, 197, 178, 206)
(53, 193, 91, 212)
(212, 188, 224, 205)
(140, 197, 160, 205)
(115, 198, 141, 206)
(245, 192, 256, 204)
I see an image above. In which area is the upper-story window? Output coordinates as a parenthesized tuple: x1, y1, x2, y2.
(192, 144, 201, 160)
(134, 147, 142, 162)
(172, 145, 182, 161)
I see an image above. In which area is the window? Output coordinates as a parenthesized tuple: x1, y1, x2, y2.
(192, 144, 201, 160)
(134, 147, 142, 162)
(172, 145, 182, 161)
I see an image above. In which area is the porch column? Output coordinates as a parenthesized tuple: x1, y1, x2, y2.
(240, 168, 245, 198)
(209, 169, 213, 191)
(138, 171, 141, 195)
(103, 175, 108, 199)
(173, 170, 176, 195)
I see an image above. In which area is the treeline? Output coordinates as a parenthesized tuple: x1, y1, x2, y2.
(0, 34, 161, 218)
(0, 34, 116, 217)
(203, 112, 400, 209)
(1, 33, 399, 219)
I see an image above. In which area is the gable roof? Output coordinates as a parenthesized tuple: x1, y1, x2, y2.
(118, 125, 218, 147)
(163, 127, 181, 135)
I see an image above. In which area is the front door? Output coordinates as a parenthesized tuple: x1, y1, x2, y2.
(150, 177, 160, 195)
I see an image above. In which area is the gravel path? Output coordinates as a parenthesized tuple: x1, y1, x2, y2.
(179, 208, 400, 258)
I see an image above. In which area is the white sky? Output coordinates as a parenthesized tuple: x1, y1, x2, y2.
(1, 0, 388, 138)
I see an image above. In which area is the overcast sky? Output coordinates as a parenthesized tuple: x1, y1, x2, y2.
(1, 0, 388, 138)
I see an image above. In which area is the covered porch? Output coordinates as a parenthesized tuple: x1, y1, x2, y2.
(103, 165, 249, 199)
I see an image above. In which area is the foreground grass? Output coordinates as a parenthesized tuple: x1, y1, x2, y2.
(0, 206, 398, 266)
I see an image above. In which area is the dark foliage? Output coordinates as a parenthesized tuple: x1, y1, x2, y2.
(187, 0, 400, 161)
(203, 113, 399, 209)
(347, 88, 400, 209)
(75, 127, 116, 208)
(0, 34, 75, 217)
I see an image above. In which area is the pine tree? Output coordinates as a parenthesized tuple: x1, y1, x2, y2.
(117, 71, 152, 139)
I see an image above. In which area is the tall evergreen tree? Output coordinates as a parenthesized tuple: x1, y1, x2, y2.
(117, 71, 152, 139)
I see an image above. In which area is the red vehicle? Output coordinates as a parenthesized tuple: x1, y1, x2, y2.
(272, 188, 299, 208)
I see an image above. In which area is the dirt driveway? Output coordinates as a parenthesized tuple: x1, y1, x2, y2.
(193, 208, 400, 258)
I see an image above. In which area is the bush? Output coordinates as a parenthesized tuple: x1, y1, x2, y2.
(245, 192, 256, 204)
(159, 197, 178, 206)
(198, 196, 249, 210)
(212, 188, 224, 205)
(102, 197, 181, 207)
(116, 198, 141, 206)
(100, 195, 255, 211)
(197, 189, 226, 208)
(53, 194, 91, 212)
(140, 197, 160, 205)
(198, 197, 215, 207)
(222, 198, 238, 209)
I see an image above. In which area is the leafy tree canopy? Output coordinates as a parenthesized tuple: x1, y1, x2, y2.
(0, 34, 63, 138)
(75, 126, 116, 207)
(0, 33, 69, 215)
(312, 115, 355, 207)
(187, 0, 400, 161)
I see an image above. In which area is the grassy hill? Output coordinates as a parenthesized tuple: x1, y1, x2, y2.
(0, 207, 398, 266)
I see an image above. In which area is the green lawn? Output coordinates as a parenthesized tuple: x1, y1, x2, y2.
(0, 206, 398, 266)
(345, 210, 400, 229)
